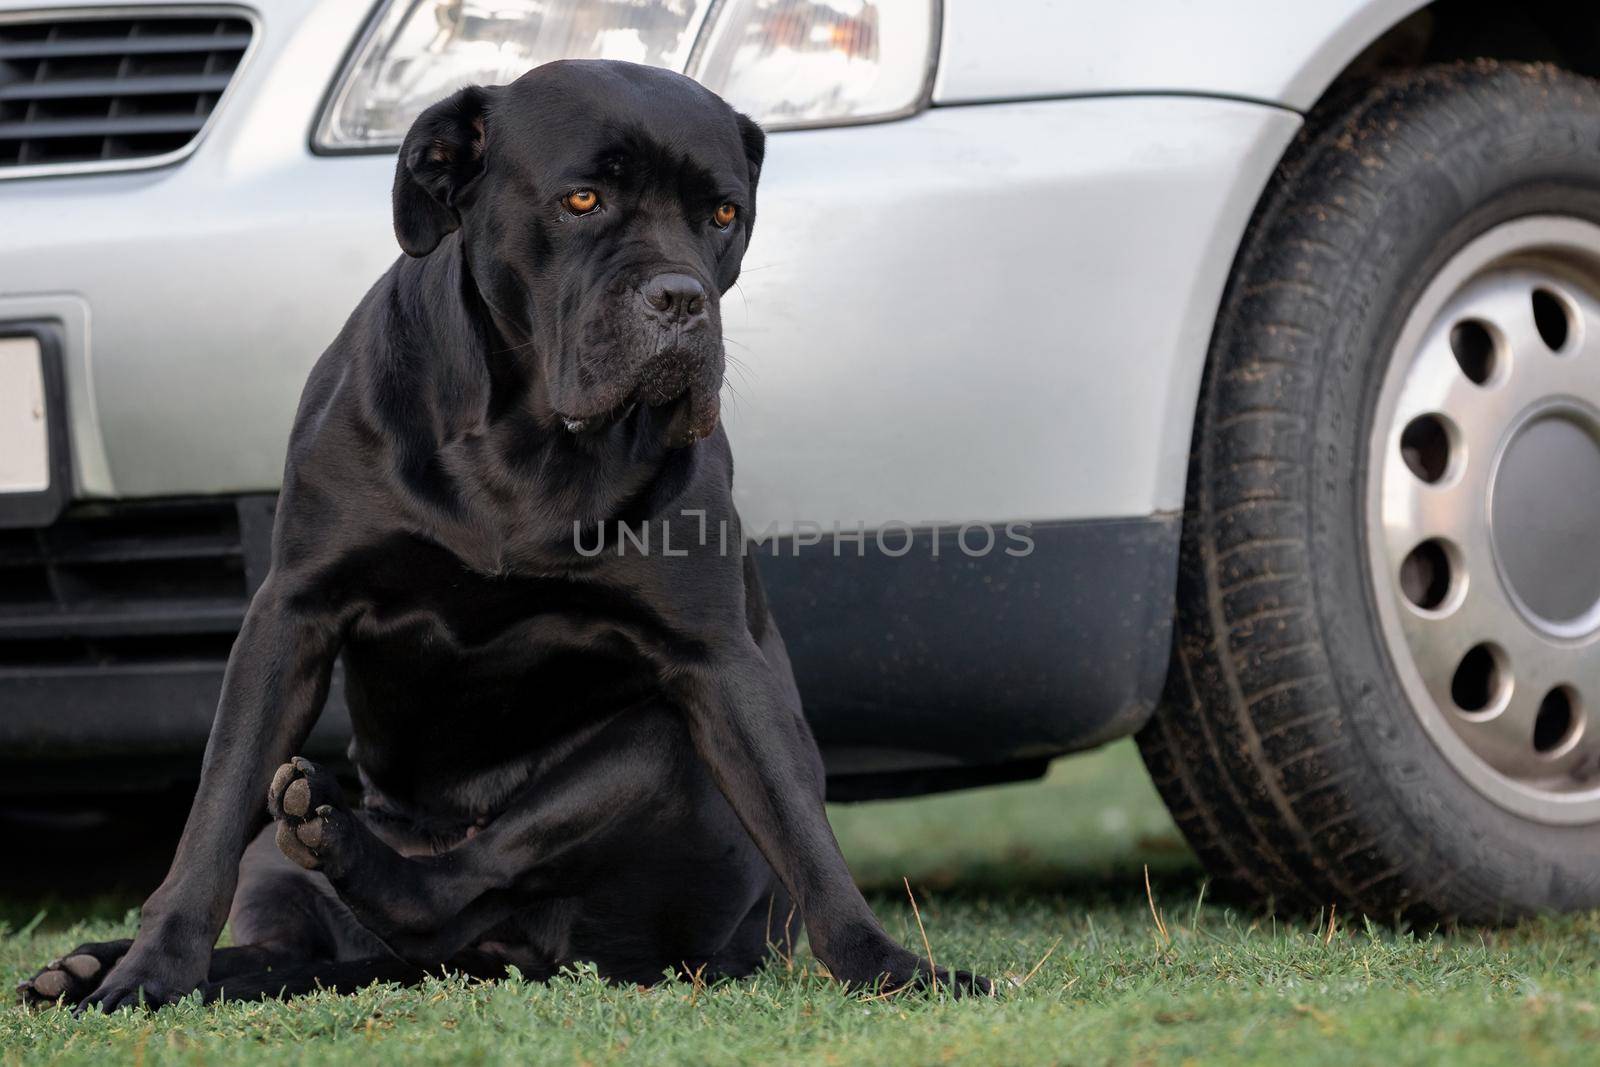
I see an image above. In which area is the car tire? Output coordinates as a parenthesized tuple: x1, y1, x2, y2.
(1138, 61, 1600, 922)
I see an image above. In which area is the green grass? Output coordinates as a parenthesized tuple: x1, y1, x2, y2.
(5, 741, 1598, 1065)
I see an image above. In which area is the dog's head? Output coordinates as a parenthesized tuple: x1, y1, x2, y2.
(391, 60, 765, 448)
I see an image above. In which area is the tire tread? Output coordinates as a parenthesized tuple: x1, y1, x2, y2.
(1138, 61, 1600, 921)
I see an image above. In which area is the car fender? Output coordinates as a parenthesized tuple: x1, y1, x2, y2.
(934, 0, 1431, 111)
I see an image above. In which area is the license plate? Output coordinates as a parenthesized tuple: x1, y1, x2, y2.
(0, 335, 51, 494)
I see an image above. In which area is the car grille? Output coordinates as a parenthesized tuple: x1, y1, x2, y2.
(0, 497, 271, 669)
(0, 495, 361, 767)
(0, 11, 252, 173)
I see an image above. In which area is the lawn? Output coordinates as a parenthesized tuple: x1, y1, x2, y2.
(4, 740, 1598, 1065)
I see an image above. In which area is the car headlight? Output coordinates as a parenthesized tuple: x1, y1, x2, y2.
(314, 0, 937, 151)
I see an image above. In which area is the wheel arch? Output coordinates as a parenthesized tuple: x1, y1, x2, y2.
(1167, 0, 1600, 521)
(937, 1, 1600, 112)
(1291, 0, 1600, 111)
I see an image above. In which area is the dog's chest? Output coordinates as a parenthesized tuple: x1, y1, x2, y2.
(338, 597, 659, 815)
(336, 538, 658, 742)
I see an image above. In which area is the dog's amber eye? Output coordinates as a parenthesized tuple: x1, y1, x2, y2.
(713, 203, 737, 227)
(565, 189, 600, 214)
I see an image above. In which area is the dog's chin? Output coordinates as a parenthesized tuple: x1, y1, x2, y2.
(554, 390, 719, 449)
(555, 400, 637, 436)
(657, 389, 720, 450)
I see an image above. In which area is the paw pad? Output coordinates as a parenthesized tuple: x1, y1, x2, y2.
(17, 953, 104, 1009)
(268, 758, 349, 872)
(282, 777, 313, 818)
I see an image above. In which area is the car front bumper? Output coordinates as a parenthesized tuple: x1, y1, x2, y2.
(0, 3, 1299, 783)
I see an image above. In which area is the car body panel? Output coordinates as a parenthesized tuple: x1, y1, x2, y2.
(935, 0, 1426, 111)
(2, 96, 1299, 530)
(0, 0, 1394, 785)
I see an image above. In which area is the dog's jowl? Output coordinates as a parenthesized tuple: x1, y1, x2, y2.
(19, 60, 988, 1011)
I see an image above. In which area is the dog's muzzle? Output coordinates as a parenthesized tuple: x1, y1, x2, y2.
(557, 350, 721, 448)
(555, 272, 722, 446)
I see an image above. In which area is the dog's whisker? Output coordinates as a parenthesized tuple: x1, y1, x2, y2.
(491, 337, 541, 355)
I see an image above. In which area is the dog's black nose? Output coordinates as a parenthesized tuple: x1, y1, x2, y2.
(641, 273, 707, 324)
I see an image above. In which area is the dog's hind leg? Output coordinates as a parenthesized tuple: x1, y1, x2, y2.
(229, 821, 395, 962)
(17, 941, 377, 1010)
(18, 827, 402, 1011)
(198, 955, 427, 1004)
(16, 940, 133, 1008)
(264, 714, 690, 967)
(18, 942, 284, 1009)
(17, 942, 428, 1010)
(197, 928, 525, 1002)
(667, 885, 794, 984)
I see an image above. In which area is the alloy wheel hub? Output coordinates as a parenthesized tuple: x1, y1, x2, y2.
(1490, 406, 1600, 630)
(1369, 217, 1600, 823)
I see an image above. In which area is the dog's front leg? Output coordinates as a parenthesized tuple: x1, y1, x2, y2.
(676, 637, 989, 995)
(78, 577, 342, 1011)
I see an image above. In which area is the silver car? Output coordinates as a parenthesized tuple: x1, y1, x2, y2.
(3, 0, 1599, 921)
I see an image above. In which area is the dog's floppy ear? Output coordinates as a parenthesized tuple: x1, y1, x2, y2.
(735, 113, 764, 240)
(736, 112, 765, 189)
(392, 85, 493, 257)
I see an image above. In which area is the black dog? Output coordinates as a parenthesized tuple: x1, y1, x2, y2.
(19, 60, 987, 1011)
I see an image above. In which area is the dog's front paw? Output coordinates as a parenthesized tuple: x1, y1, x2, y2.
(825, 936, 994, 999)
(267, 757, 354, 874)
(899, 958, 993, 998)
(857, 953, 992, 999)
(72, 938, 205, 1014)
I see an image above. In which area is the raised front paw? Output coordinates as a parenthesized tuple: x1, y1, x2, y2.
(16, 941, 129, 1010)
(267, 756, 355, 875)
